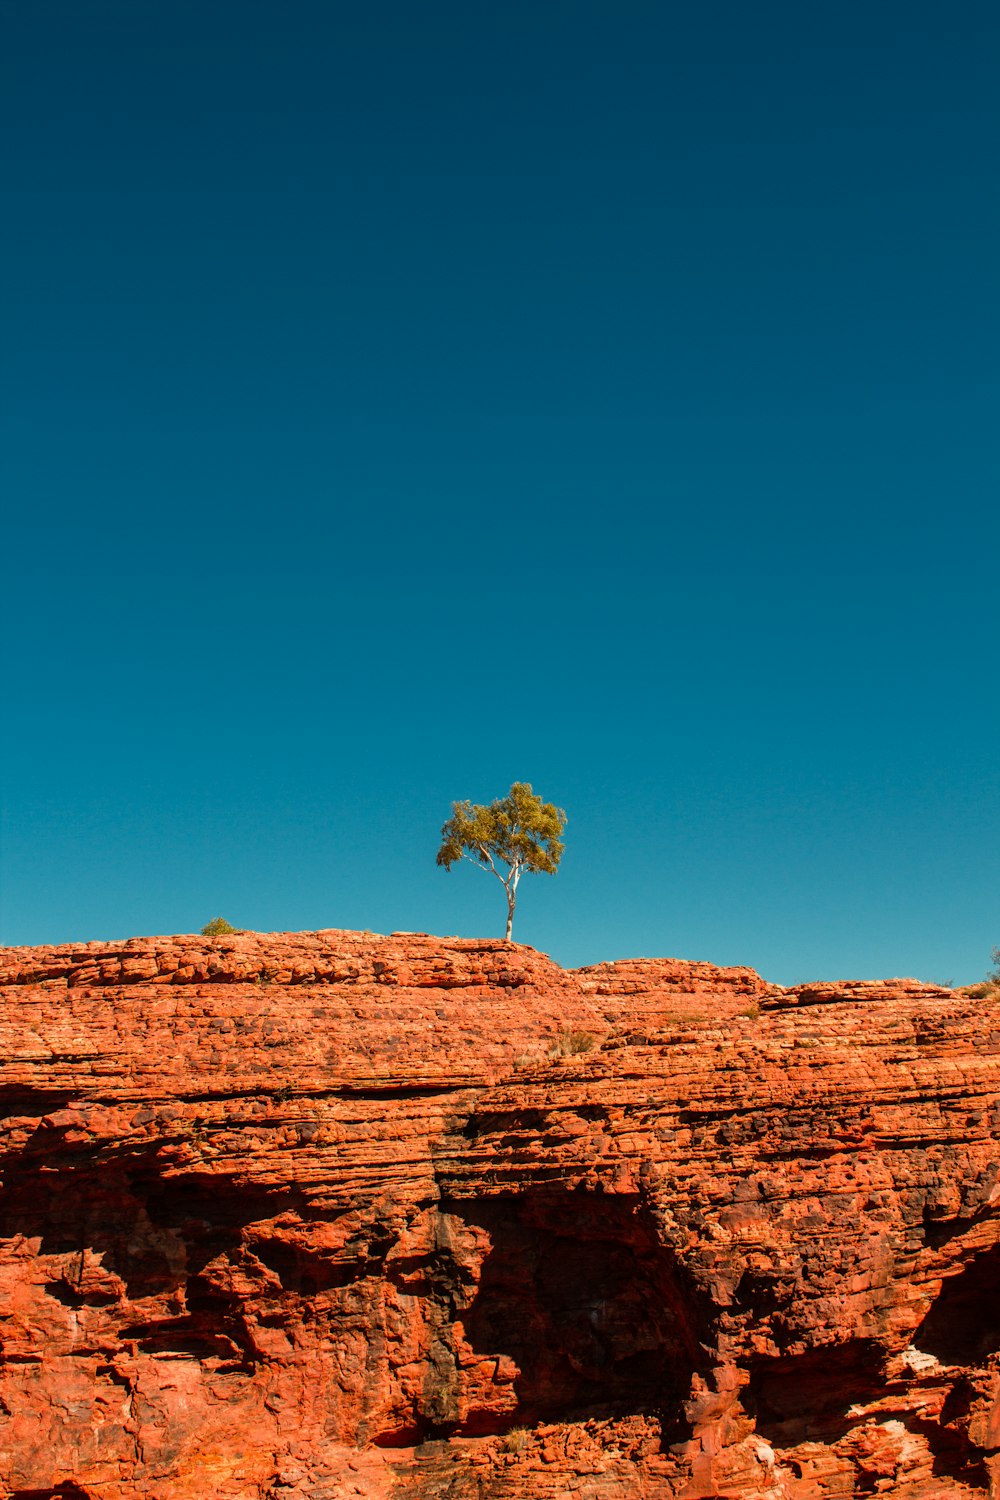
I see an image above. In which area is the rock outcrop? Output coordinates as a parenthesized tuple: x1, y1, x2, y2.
(1, 930, 998, 1498)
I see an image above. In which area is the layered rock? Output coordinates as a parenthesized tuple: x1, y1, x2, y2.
(0, 930, 997, 1498)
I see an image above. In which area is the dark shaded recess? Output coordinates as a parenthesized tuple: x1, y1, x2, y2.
(11, 1487, 93, 1499)
(138, 1169, 305, 1288)
(0, 1130, 305, 1298)
(745, 1339, 887, 1444)
(463, 1193, 702, 1429)
(44, 1280, 118, 1310)
(378, 1189, 707, 1446)
(339, 1085, 465, 1101)
(923, 1214, 977, 1251)
(732, 1267, 784, 1320)
(118, 1272, 258, 1368)
(250, 1223, 396, 1295)
(914, 1244, 1000, 1366)
(462, 1110, 551, 1138)
(0, 1086, 74, 1120)
(0, 1134, 312, 1368)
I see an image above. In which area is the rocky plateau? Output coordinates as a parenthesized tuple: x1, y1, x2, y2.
(1, 929, 998, 1499)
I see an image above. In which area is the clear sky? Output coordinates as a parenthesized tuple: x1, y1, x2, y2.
(2, 1, 997, 983)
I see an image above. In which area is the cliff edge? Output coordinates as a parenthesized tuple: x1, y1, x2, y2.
(1, 930, 997, 1499)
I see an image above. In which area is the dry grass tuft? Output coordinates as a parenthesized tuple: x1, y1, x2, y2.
(547, 1026, 597, 1060)
(498, 1427, 532, 1454)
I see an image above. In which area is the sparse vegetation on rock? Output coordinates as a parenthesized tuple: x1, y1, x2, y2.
(967, 946, 1000, 999)
(498, 1427, 531, 1454)
(201, 917, 238, 936)
(547, 1026, 596, 1059)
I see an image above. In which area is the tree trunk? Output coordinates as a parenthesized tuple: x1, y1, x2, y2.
(505, 887, 515, 941)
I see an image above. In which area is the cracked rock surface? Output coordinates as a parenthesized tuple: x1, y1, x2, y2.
(0, 929, 997, 1498)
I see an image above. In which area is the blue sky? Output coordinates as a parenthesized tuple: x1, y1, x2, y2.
(2, 1, 997, 982)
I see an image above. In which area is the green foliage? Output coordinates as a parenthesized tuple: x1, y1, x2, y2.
(436, 781, 566, 939)
(437, 782, 565, 877)
(201, 916, 238, 936)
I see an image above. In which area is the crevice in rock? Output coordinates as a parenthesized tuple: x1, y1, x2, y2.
(337, 1084, 472, 1101)
(462, 1109, 551, 1138)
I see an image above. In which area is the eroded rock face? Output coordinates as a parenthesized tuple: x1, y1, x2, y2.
(0, 930, 997, 1498)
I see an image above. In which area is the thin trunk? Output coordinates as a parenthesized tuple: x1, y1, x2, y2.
(505, 885, 515, 941)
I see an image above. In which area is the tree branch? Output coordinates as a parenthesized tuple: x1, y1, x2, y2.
(461, 850, 507, 887)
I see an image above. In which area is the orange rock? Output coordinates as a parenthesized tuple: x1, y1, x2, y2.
(0, 931, 997, 1496)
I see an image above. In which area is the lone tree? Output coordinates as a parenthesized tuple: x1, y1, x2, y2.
(436, 782, 566, 940)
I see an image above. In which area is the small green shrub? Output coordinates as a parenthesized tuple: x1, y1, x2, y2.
(201, 917, 238, 936)
(739, 1003, 761, 1020)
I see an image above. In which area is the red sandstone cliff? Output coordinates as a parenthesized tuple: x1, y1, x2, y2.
(1, 930, 998, 1499)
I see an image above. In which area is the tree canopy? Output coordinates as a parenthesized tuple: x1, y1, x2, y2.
(201, 917, 238, 936)
(436, 782, 566, 940)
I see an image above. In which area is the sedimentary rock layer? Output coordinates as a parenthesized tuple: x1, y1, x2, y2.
(0, 930, 997, 1498)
